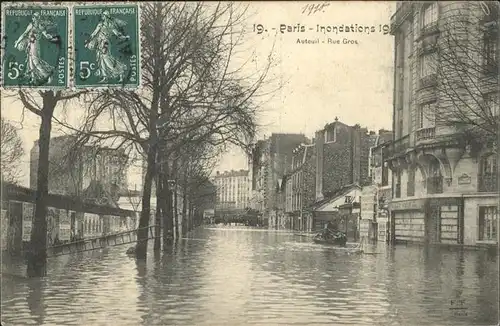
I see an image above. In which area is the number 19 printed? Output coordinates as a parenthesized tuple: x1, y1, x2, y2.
(73, 5, 140, 89)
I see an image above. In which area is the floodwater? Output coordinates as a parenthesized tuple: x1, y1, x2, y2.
(1, 226, 498, 325)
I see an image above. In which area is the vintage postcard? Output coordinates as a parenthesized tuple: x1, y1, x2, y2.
(0, 1, 499, 326)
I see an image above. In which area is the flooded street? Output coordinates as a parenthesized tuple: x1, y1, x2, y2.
(1, 226, 498, 326)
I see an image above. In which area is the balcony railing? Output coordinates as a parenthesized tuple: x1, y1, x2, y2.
(420, 23, 439, 38)
(483, 62, 499, 76)
(419, 74, 438, 89)
(416, 127, 436, 142)
(427, 176, 443, 194)
(390, 2, 414, 34)
(478, 173, 498, 192)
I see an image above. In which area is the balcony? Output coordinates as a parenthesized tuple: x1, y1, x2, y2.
(427, 176, 443, 194)
(419, 74, 437, 89)
(385, 135, 410, 159)
(483, 62, 499, 76)
(416, 127, 436, 142)
(479, 4, 499, 28)
(420, 23, 439, 39)
(478, 173, 498, 192)
(390, 2, 413, 34)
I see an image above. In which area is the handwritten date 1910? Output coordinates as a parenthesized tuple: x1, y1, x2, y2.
(302, 2, 330, 16)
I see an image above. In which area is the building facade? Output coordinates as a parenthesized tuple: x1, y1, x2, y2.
(249, 133, 309, 227)
(30, 135, 128, 199)
(283, 143, 316, 231)
(214, 169, 250, 216)
(314, 117, 377, 201)
(387, 2, 498, 246)
(367, 130, 394, 241)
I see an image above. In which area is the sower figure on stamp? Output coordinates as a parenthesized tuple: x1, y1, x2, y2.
(85, 10, 130, 84)
(14, 12, 58, 86)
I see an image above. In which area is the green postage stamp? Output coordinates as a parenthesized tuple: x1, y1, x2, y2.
(2, 6, 69, 89)
(73, 5, 140, 89)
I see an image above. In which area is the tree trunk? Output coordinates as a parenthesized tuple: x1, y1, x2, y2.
(182, 183, 188, 236)
(137, 2, 161, 258)
(27, 98, 55, 278)
(162, 177, 174, 249)
(171, 159, 179, 240)
(189, 206, 194, 231)
(161, 164, 174, 250)
(136, 145, 156, 259)
(173, 184, 179, 239)
(154, 174, 162, 251)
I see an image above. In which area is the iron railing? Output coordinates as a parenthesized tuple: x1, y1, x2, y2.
(416, 127, 436, 142)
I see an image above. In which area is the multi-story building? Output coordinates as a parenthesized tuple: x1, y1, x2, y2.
(30, 135, 128, 201)
(387, 2, 498, 246)
(29, 135, 131, 244)
(250, 133, 309, 227)
(283, 143, 316, 231)
(314, 117, 377, 201)
(363, 130, 394, 241)
(214, 169, 250, 216)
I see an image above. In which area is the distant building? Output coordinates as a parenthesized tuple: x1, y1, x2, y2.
(314, 117, 377, 201)
(30, 135, 128, 202)
(359, 129, 394, 241)
(249, 133, 309, 227)
(213, 169, 250, 216)
(283, 143, 316, 231)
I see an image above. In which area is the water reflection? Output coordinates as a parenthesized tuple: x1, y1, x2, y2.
(27, 279, 45, 326)
(1, 227, 498, 326)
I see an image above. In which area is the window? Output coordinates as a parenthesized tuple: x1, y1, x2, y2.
(325, 127, 336, 143)
(395, 171, 401, 198)
(420, 52, 437, 78)
(481, 2, 499, 24)
(422, 3, 438, 28)
(407, 168, 415, 196)
(483, 92, 499, 116)
(483, 33, 498, 68)
(481, 154, 497, 175)
(382, 164, 389, 187)
(479, 206, 497, 241)
(418, 102, 436, 128)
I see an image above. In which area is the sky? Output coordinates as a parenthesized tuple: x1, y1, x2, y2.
(1, 1, 396, 189)
(216, 1, 396, 173)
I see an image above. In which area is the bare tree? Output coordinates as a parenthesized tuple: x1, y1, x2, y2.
(0, 118, 24, 184)
(5, 89, 87, 277)
(74, 2, 277, 258)
(427, 2, 499, 141)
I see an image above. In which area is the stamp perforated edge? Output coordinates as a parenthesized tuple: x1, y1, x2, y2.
(70, 2, 142, 91)
(0, 2, 71, 92)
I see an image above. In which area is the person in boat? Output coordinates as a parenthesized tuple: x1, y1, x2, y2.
(327, 220, 338, 232)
